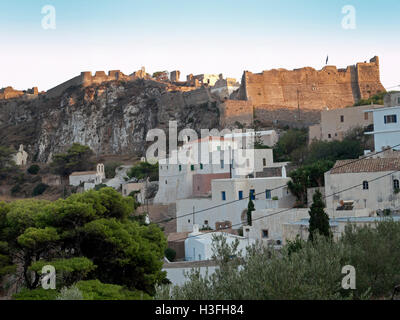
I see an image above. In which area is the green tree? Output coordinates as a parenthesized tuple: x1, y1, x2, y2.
(127, 162, 159, 181)
(51, 143, 94, 177)
(308, 190, 331, 242)
(0, 188, 167, 297)
(273, 129, 308, 162)
(247, 196, 255, 226)
(287, 160, 334, 206)
(0, 146, 18, 179)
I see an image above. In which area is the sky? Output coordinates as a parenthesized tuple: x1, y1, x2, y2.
(0, 0, 399, 91)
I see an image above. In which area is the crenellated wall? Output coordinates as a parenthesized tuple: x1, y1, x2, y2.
(237, 56, 385, 110)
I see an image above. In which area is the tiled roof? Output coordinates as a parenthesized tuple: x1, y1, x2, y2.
(70, 171, 97, 176)
(330, 158, 400, 174)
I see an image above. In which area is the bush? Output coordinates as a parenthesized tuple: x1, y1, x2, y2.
(127, 162, 159, 182)
(105, 162, 122, 179)
(27, 165, 40, 175)
(11, 184, 22, 195)
(32, 183, 49, 196)
(165, 248, 176, 262)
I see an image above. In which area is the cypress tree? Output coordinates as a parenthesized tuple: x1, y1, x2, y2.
(308, 190, 331, 241)
(247, 196, 255, 226)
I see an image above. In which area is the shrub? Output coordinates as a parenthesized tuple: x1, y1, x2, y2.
(105, 162, 122, 179)
(165, 248, 176, 262)
(27, 165, 40, 175)
(32, 183, 49, 196)
(11, 184, 22, 195)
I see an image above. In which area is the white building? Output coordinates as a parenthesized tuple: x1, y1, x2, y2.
(244, 207, 372, 245)
(184, 225, 255, 261)
(365, 92, 400, 152)
(13, 145, 28, 166)
(69, 163, 106, 188)
(224, 130, 279, 148)
(282, 216, 400, 244)
(324, 158, 400, 212)
(176, 175, 295, 233)
(154, 135, 278, 204)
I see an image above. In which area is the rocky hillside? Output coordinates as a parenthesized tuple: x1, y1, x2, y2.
(0, 79, 220, 163)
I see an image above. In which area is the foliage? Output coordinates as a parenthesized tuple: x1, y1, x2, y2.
(341, 220, 400, 299)
(165, 248, 176, 262)
(0, 187, 167, 297)
(32, 183, 49, 196)
(247, 197, 255, 226)
(105, 162, 122, 179)
(0, 146, 18, 179)
(273, 129, 308, 162)
(75, 280, 151, 300)
(157, 220, 400, 300)
(50, 143, 94, 177)
(13, 288, 58, 300)
(127, 162, 159, 182)
(56, 285, 83, 300)
(94, 183, 108, 191)
(353, 91, 386, 106)
(308, 191, 331, 241)
(29, 257, 95, 287)
(27, 165, 40, 175)
(287, 160, 334, 205)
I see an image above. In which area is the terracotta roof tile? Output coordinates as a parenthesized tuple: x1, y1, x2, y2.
(330, 158, 400, 174)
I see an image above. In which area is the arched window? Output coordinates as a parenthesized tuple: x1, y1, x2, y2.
(394, 179, 399, 190)
(363, 181, 369, 190)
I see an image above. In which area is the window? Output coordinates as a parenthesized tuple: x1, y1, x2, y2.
(250, 189, 255, 200)
(266, 190, 272, 199)
(220, 160, 224, 169)
(340, 115, 344, 122)
(191, 164, 195, 171)
(179, 165, 182, 171)
(328, 134, 331, 138)
(262, 230, 269, 239)
(204, 220, 209, 225)
(238, 191, 243, 200)
(364, 112, 369, 120)
(363, 181, 369, 190)
(165, 180, 168, 185)
(263, 158, 267, 166)
(398, 97, 400, 105)
(221, 191, 226, 201)
(217, 146, 221, 151)
(384, 114, 397, 124)
(394, 179, 400, 190)
(200, 163, 204, 170)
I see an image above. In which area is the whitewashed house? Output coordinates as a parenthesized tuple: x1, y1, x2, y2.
(365, 92, 400, 152)
(13, 145, 28, 166)
(324, 158, 400, 212)
(69, 163, 106, 190)
(184, 225, 255, 261)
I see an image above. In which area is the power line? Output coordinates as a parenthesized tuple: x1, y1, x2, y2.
(153, 142, 400, 225)
(171, 164, 400, 243)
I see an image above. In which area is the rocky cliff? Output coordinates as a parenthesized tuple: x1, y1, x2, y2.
(0, 79, 220, 163)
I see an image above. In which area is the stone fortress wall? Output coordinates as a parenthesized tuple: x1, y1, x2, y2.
(0, 86, 38, 100)
(237, 56, 385, 110)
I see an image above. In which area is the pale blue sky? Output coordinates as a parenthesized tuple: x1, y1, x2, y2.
(0, 0, 399, 90)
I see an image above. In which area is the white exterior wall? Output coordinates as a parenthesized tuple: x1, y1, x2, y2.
(245, 208, 372, 243)
(185, 231, 255, 261)
(325, 171, 400, 211)
(365, 106, 400, 151)
(69, 173, 100, 187)
(176, 177, 296, 232)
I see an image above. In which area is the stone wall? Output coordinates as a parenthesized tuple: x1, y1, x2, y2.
(218, 100, 254, 127)
(237, 56, 385, 110)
